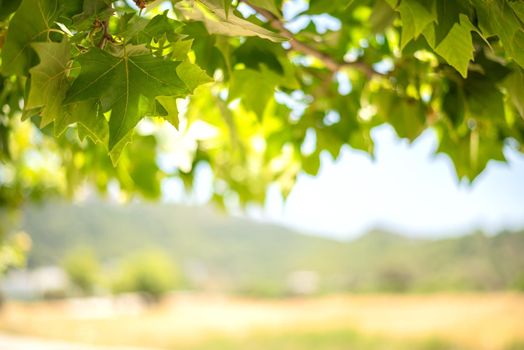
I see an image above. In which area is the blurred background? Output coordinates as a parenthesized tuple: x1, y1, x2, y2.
(1, 0, 524, 348)
(1, 124, 523, 350)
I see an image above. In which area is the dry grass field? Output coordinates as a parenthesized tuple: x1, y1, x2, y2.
(0, 293, 523, 350)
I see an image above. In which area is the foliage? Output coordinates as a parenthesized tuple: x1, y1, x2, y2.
(112, 248, 179, 300)
(62, 247, 100, 294)
(514, 273, 524, 292)
(0, 0, 523, 207)
(0, 209, 31, 272)
(0, 230, 31, 273)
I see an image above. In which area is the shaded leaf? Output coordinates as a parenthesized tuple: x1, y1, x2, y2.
(0, 0, 22, 21)
(398, 0, 436, 49)
(26, 39, 71, 127)
(2, 0, 62, 75)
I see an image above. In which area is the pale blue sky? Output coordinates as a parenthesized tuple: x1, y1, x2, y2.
(162, 124, 524, 239)
(249, 125, 524, 239)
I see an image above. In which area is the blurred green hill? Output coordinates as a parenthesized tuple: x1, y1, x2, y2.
(20, 201, 524, 295)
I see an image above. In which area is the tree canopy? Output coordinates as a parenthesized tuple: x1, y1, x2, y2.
(0, 0, 523, 210)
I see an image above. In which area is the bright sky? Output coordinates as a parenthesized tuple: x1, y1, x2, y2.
(162, 124, 524, 239)
(250, 125, 524, 239)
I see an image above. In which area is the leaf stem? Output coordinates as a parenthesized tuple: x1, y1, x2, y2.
(97, 19, 112, 49)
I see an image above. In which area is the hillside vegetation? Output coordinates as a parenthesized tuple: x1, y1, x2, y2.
(20, 201, 524, 295)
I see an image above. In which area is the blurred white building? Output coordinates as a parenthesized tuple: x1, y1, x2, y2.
(286, 270, 319, 296)
(0, 266, 69, 299)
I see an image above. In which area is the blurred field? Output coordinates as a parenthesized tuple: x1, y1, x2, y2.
(0, 293, 523, 350)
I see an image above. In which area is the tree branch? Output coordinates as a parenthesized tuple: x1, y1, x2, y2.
(240, 0, 380, 78)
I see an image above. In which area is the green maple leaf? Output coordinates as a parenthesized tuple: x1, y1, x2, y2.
(473, 0, 524, 69)
(2, 0, 60, 75)
(82, 0, 111, 16)
(64, 46, 193, 150)
(229, 68, 277, 119)
(505, 69, 524, 119)
(176, 59, 213, 92)
(397, 0, 436, 49)
(423, 14, 474, 77)
(26, 39, 71, 128)
(72, 0, 113, 29)
(123, 12, 183, 45)
(155, 96, 180, 129)
(0, 0, 22, 20)
(248, 0, 281, 17)
(153, 60, 211, 130)
(56, 100, 109, 144)
(150, 60, 213, 129)
(178, 0, 285, 42)
(374, 90, 426, 141)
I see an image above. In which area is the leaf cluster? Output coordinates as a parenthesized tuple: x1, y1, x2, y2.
(0, 0, 523, 206)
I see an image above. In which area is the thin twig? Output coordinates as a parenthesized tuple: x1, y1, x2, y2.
(241, 0, 380, 77)
(97, 19, 112, 48)
(97, 0, 115, 49)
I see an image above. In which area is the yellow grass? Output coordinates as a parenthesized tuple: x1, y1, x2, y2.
(0, 293, 523, 349)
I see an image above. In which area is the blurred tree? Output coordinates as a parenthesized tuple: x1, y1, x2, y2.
(62, 247, 101, 295)
(112, 249, 179, 301)
(377, 267, 413, 293)
(514, 273, 524, 292)
(0, 231, 31, 273)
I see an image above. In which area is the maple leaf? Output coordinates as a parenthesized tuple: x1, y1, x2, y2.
(64, 46, 193, 149)
(26, 39, 71, 127)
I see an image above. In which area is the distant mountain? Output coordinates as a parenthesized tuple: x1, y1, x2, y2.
(19, 201, 524, 295)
